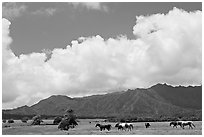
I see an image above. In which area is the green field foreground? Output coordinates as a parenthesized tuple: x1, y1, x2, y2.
(2, 119, 202, 135)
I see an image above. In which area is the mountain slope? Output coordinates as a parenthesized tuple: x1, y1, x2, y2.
(3, 105, 36, 115)
(151, 84, 202, 109)
(3, 84, 202, 118)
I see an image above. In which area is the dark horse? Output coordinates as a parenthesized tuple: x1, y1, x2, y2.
(95, 123, 112, 131)
(115, 123, 124, 130)
(145, 123, 151, 128)
(170, 121, 179, 128)
(169, 121, 185, 128)
(117, 125, 124, 130)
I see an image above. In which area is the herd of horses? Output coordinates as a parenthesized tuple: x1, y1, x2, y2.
(95, 123, 134, 131)
(94, 121, 196, 132)
(57, 119, 196, 132)
(3, 117, 196, 132)
(169, 121, 196, 129)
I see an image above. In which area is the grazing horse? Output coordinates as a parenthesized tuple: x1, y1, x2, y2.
(170, 121, 178, 128)
(170, 121, 183, 128)
(117, 125, 124, 130)
(179, 121, 195, 129)
(115, 123, 133, 131)
(145, 123, 151, 128)
(177, 121, 184, 128)
(125, 123, 134, 131)
(95, 123, 112, 131)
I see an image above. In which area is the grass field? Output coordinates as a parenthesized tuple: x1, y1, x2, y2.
(2, 119, 202, 135)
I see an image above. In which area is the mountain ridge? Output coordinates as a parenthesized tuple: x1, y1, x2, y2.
(3, 83, 202, 118)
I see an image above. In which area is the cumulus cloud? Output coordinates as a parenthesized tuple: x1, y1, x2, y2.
(2, 8, 202, 108)
(32, 8, 57, 16)
(2, 2, 27, 20)
(70, 2, 108, 12)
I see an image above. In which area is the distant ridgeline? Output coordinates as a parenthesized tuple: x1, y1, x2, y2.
(2, 84, 202, 122)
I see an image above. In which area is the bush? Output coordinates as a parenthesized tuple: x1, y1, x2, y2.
(53, 116, 62, 125)
(8, 119, 14, 123)
(21, 117, 29, 123)
(2, 119, 6, 123)
(31, 115, 43, 125)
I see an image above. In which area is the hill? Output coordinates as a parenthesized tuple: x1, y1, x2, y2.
(3, 84, 202, 120)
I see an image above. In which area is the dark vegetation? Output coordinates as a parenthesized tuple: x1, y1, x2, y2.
(2, 119, 7, 123)
(21, 117, 29, 123)
(2, 113, 57, 120)
(107, 114, 201, 123)
(7, 119, 14, 123)
(2, 113, 201, 123)
(31, 115, 43, 125)
(2, 113, 116, 120)
(53, 116, 62, 125)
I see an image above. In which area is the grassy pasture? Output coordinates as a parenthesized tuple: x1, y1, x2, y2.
(2, 119, 202, 135)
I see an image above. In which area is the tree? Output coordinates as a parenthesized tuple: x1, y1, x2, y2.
(31, 115, 43, 125)
(58, 109, 78, 130)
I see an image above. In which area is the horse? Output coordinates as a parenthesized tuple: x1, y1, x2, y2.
(95, 123, 112, 131)
(170, 121, 178, 128)
(117, 125, 124, 130)
(125, 123, 134, 131)
(145, 123, 151, 128)
(169, 121, 183, 128)
(179, 121, 195, 129)
(115, 123, 133, 131)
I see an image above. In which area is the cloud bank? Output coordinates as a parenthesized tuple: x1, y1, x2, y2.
(2, 2, 27, 20)
(2, 8, 202, 108)
(32, 8, 57, 16)
(70, 2, 108, 12)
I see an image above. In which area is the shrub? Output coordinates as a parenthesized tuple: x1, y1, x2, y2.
(8, 119, 14, 123)
(21, 117, 29, 123)
(53, 116, 62, 125)
(2, 119, 6, 123)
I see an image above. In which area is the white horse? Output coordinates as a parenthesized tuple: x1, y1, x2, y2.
(115, 123, 133, 131)
(178, 121, 195, 129)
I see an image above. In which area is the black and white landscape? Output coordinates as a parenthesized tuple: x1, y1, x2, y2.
(2, 2, 202, 135)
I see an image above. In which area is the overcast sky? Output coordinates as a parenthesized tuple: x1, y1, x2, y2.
(2, 2, 202, 109)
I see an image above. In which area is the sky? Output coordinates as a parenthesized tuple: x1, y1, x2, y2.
(2, 2, 202, 109)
